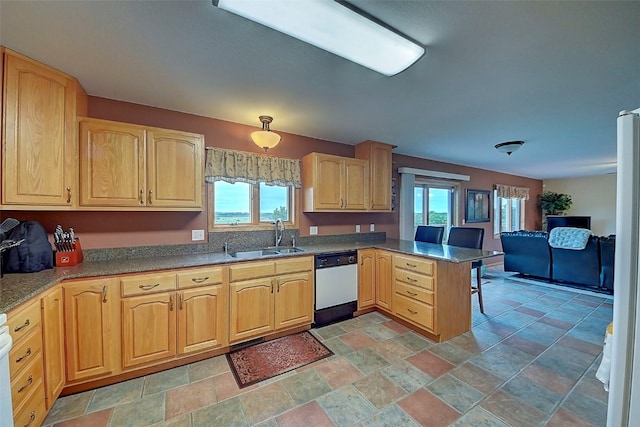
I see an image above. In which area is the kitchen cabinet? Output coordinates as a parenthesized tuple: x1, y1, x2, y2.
(121, 267, 228, 368)
(64, 278, 119, 381)
(79, 117, 204, 210)
(41, 287, 66, 408)
(7, 297, 46, 427)
(355, 141, 395, 211)
(302, 152, 368, 212)
(229, 257, 313, 343)
(1, 48, 87, 209)
(177, 267, 228, 355)
(357, 249, 376, 310)
(392, 253, 471, 341)
(375, 250, 393, 311)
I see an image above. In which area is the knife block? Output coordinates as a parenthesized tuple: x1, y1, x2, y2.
(55, 238, 84, 267)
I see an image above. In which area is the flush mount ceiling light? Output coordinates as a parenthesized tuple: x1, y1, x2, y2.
(495, 141, 524, 156)
(213, 0, 425, 76)
(251, 115, 281, 152)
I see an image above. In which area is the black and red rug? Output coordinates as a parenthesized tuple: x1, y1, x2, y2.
(226, 331, 333, 388)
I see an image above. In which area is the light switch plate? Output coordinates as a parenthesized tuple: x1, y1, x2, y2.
(310, 226, 318, 235)
(370, 223, 375, 231)
(191, 229, 205, 241)
(356, 225, 361, 233)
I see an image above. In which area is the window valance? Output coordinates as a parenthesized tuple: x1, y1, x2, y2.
(495, 184, 530, 200)
(205, 147, 301, 188)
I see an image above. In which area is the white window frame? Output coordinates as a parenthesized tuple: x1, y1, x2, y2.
(414, 179, 459, 237)
(493, 190, 525, 237)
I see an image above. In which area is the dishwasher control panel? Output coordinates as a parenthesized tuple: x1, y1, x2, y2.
(315, 251, 358, 269)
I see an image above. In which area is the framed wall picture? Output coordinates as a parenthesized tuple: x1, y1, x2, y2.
(466, 189, 490, 223)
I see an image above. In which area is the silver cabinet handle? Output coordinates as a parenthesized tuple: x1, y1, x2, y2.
(148, 189, 153, 205)
(16, 347, 32, 363)
(14, 319, 30, 332)
(191, 277, 209, 283)
(139, 283, 160, 290)
(18, 375, 33, 393)
(139, 189, 144, 205)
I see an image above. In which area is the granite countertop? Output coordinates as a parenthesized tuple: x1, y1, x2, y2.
(0, 238, 501, 314)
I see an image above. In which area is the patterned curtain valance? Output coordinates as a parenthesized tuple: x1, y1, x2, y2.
(495, 184, 530, 200)
(204, 147, 301, 188)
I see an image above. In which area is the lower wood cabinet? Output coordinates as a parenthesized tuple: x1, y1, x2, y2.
(41, 286, 66, 408)
(375, 251, 393, 311)
(121, 267, 229, 369)
(64, 278, 119, 381)
(357, 249, 376, 309)
(229, 257, 314, 343)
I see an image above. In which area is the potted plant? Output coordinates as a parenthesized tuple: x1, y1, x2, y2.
(540, 191, 573, 216)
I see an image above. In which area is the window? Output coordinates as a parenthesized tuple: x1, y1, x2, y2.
(494, 190, 525, 236)
(414, 181, 457, 236)
(212, 181, 293, 227)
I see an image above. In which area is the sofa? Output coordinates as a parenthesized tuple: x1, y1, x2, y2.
(500, 230, 615, 294)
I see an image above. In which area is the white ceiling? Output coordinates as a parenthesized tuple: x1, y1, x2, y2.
(1, 0, 639, 179)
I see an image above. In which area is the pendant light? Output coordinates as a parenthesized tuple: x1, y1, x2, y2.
(251, 115, 281, 152)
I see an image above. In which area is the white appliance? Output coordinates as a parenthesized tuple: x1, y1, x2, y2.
(314, 251, 358, 327)
(0, 313, 14, 427)
(608, 108, 640, 426)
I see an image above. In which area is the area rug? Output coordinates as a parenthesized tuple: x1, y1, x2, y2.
(226, 331, 333, 388)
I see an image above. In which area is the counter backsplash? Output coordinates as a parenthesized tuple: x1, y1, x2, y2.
(82, 230, 386, 262)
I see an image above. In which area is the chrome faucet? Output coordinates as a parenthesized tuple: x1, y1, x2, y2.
(274, 219, 285, 248)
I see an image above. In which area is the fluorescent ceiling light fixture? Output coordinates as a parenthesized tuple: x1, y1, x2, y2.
(213, 0, 425, 76)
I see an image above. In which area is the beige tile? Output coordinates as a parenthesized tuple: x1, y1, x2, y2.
(239, 382, 295, 425)
(43, 390, 94, 425)
(188, 355, 230, 382)
(165, 377, 217, 420)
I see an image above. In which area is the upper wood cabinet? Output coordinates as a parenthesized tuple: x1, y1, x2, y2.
(79, 117, 204, 210)
(302, 152, 368, 212)
(355, 140, 395, 211)
(1, 48, 87, 209)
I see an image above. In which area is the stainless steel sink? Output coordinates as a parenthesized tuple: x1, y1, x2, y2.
(229, 247, 303, 258)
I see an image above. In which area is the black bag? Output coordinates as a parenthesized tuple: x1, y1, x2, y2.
(2, 221, 53, 273)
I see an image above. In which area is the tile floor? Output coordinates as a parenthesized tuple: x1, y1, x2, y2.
(42, 266, 612, 427)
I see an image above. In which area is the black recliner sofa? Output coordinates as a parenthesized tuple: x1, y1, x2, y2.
(500, 230, 615, 294)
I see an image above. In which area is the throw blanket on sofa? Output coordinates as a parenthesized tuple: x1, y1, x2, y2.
(549, 227, 592, 250)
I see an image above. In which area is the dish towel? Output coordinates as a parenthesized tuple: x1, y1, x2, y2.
(548, 227, 592, 250)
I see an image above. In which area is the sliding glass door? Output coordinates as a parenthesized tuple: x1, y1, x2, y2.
(414, 181, 457, 237)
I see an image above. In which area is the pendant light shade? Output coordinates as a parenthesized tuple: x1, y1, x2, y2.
(251, 115, 281, 152)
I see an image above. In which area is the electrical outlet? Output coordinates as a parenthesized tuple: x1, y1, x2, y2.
(370, 223, 375, 231)
(310, 226, 318, 235)
(356, 225, 361, 233)
(191, 229, 205, 241)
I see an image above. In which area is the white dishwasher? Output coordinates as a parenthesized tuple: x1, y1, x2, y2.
(1, 313, 14, 427)
(314, 250, 358, 327)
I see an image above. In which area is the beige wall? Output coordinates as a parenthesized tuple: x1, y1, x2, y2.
(543, 174, 616, 236)
(7, 97, 543, 250)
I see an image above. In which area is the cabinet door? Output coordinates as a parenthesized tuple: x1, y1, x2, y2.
(274, 272, 313, 330)
(229, 278, 275, 342)
(122, 293, 177, 368)
(375, 251, 393, 311)
(358, 249, 376, 309)
(41, 287, 65, 408)
(64, 278, 117, 381)
(79, 119, 146, 207)
(368, 144, 392, 210)
(2, 51, 76, 206)
(178, 285, 228, 355)
(313, 154, 343, 209)
(343, 158, 368, 210)
(146, 129, 203, 209)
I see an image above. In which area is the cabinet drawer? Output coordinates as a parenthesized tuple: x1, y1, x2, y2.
(229, 261, 275, 282)
(7, 301, 41, 343)
(394, 269, 434, 290)
(275, 256, 313, 275)
(177, 267, 224, 289)
(13, 382, 46, 427)
(394, 255, 435, 276)
(394, 294, 434, 331)
(121, 272, 176, 296)
(9, 327, 42, 377)
(395, 281, 434, 306)
(11, 351, 44, 413)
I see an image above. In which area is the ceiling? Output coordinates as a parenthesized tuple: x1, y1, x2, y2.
(1, 1, 639, 180)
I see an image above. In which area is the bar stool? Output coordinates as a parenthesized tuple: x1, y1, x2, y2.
(447, 227, 485, 313)
(414, 225, 445, 244)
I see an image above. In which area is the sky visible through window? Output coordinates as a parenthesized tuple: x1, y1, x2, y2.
(214, 181, 288, 223)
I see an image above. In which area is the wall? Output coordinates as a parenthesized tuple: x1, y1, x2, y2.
(7, 97, 542, 251)
(543, 174, 616, 236)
